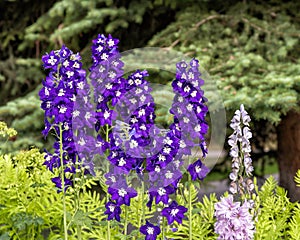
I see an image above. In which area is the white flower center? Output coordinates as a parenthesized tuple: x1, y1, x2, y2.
(190, 91, 197, 97)
(163, 147, 171, 154)
(163, 137, 173, 145)
(184, 86, 190, 92)
(58, 89, 65, 97)
(73, 110, 80, 118)
(187, 104, 193, 112)
(135, 88, 142, 94)
(146, 227, 154, 235)
(107, 39, 115, 47)
(130, 98, 137, 104)
(140, 124, 146, 130)
(99, 65, 105, 72)
(101, 53, 108, 60)
(171, 209, 179, 217)
(77, 82, 84, 90)
(59, 106, 67, 113)
(104, 111, 110, 119)
(108, 205, 115, 212)
(96, 45, 103, 52)
(135, 79, 142, 85)
(157, 188, 166, 196)
(138, 109, 145, 117)
(194, 125, 201, 132)
(179, 140, 186, 148)
(165, 171, 173, 179)
(106, 83, 113, 89)
(130, 139, 138, 148)
(131, 117, 138, 124)
(85, 112, 91, 120)
(158, 154, 166, 162)
(73, 62, 80, 68)
(78, 137, 86, 146)
(66, 71, 74, 78)
(119, 158, 126, 167)
(183, 117, 189, 123)
(118, 188, 127, 197)
(140, 95, 146, 103)
(48, 56, 57, 65)
(46, 101, 51, 108)
(195, 166, 202, 173)
(108, 71, 116, 79)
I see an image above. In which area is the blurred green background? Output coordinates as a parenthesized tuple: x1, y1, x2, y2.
(0, 0, 299, 198)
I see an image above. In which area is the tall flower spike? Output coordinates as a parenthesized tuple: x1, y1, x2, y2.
(228, 104, 254, 196)
(40, 46, 95, 191)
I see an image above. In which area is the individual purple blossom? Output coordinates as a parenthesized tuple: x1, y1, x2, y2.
(108, 182, 137, 206)
(161, 201, 187, 225)
(187, 159, 209, 181)
(51, 176, 73, 192)
(147, 185, 176, 207)
(214, 195, 255, 240)
(104, 201, 122, 222)
(140, 221, 161, 240)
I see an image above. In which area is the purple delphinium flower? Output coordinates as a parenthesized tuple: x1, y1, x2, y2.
(187, 159, 209, 181)
(140, 221, 161, 240)
(104, 201, 122, 222)
(108, 181, 137, 206)
(214, 195, 255, 240)
(161, 201, 187, 225)
(147, 185, 176, 207)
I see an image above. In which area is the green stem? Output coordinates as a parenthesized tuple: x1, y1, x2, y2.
(162, 216, 166, 240)
(124, 205, 128, 238)
(105, 124, 111, 240)
(76, 190, 82, 240)
(59, 123, 68, 240)
(141, 181, 145, 225)
(188, 174, 192, 240)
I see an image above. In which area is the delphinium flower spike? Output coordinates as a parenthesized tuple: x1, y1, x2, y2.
(214, 104, 256, 240)
(228, 104, 254, 195)
(40, 45, 96, 191)
(172, 59, 210, 180)
(40, 45, 98, 240)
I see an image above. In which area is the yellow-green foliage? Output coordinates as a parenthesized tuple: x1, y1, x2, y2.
(166, 184, 218, 240)
(294, 169, 300, 187)
(0, 149, 109, 240)
(254, 176, 296, 240)
(0, 121, 17, 139)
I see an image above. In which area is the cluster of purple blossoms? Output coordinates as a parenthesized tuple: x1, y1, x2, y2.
(171, 60, 210, 179)
(40, 45, 97, 191)
(41, 33, 211, 239)
(88, 35, 210, 237)
(214, 195, 255, 240)
(228, 104, 254, 195)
